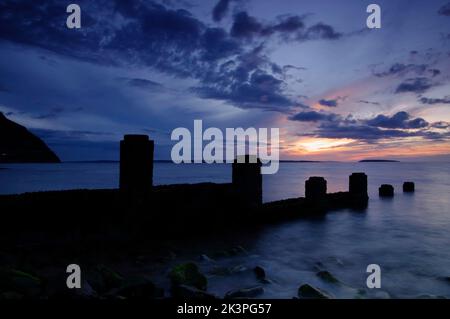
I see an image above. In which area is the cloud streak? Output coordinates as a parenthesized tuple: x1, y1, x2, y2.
(290, 110, 447, 142)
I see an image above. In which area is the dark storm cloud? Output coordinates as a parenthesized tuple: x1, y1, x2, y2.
(310, 122, 415, 141)
(311, 121, 448, 141)
(229, 11, 340, 41)
(366, 111, 428, 129)
(31, 128, 113, 140)
(1, 0, 346, 111)
(303, 23, 342, 40)
(32, 106, 65, 120)
(419, 96, 450, 104)
(289, 110, 338, 122)
(118, 77, 164, 89)
(359, 100, 380, 106)
(194, 68, 294, 109)
(318, 99, 338, 107)
(428, 69, 441, 77)
(374, 63, 428, 77)
(432, 121, 450, 129)
(212, 0, 231, 22)
(291, 110, 446, 141)
(438, 2, 450, 16)
(191, 44, 302, 110)
(230, 11, 265, 38)
(395, 78, 433, 94)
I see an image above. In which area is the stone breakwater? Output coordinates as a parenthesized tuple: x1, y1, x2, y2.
(0, 135, 371, 245)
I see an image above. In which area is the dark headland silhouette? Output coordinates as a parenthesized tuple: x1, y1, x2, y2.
(0, 112, 60, 163)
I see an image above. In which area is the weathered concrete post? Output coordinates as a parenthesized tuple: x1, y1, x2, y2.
(232, 155, 262, 207)
(349, 173, 368, 198)
(305, 177, 327, 200)
(379, 184, 394, 197)
(403, 182, 415, 192)
(120, 134, 154, 194)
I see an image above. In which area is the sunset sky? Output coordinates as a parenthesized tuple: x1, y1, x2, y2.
(0, 0, 449, 161)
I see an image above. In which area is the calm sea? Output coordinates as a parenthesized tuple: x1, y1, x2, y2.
(1, 161, 450, 298)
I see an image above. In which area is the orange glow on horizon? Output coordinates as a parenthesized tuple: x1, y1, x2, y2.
(281, 136, 450, 161)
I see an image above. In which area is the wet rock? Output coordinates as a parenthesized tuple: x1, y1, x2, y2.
(229, 246, 248, 256)
(316, 270, 339, 284)
(230, 265, 247, 273)
(200, 254, 216, 263)
(88, 265, 124, 294)
(54, 280, 98, 299)
(372, 290, 391, 299)
(403, 182, 415, 192)
(379, 184, 394, 197)
(354, 288, 367, 299)
(209, 266, 232, 276)
(253, 266, 266, 280)
(0, 268, 42, 297)
(169, 262, 207, 291)
(225, 286, 264, 299)
(416, 294, 446, 299)
(109, 276, 163, 299)
(172, 285, 217, 299)
(298, 284, 333, 299)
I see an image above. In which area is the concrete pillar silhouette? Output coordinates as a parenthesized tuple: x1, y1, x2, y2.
(305, 177, 327, 200)
(379, 184, 394, 197)
(403, 182, 415, 192)
(349, 173, 368, 197)
(232, 155, 262, 206)
(120, 135, 154, 194)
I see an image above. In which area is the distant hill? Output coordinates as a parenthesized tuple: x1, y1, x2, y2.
(0, 112, 60, 163)
(359, 159, 400, 163)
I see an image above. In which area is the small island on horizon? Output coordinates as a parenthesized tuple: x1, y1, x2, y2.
(359, 159, 400, 163)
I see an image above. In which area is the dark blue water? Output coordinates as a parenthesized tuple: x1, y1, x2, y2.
(1, 162, 450, 298)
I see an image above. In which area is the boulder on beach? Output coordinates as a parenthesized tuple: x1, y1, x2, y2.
(87, 265, 124, 294)
(0, 268, 42, 297)
(225, 285, 264, 299)
(109, 276, 163, 299)
(171, 284, 217, 299)
(169, 262, 207, 291)
(298, 284, 333, 299)
(253, 266, 266, 280)
(379, 184, 394, 197)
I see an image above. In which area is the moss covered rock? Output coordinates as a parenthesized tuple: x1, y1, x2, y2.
(169, 262, 207, 290)
(0, 268, 42, 297)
